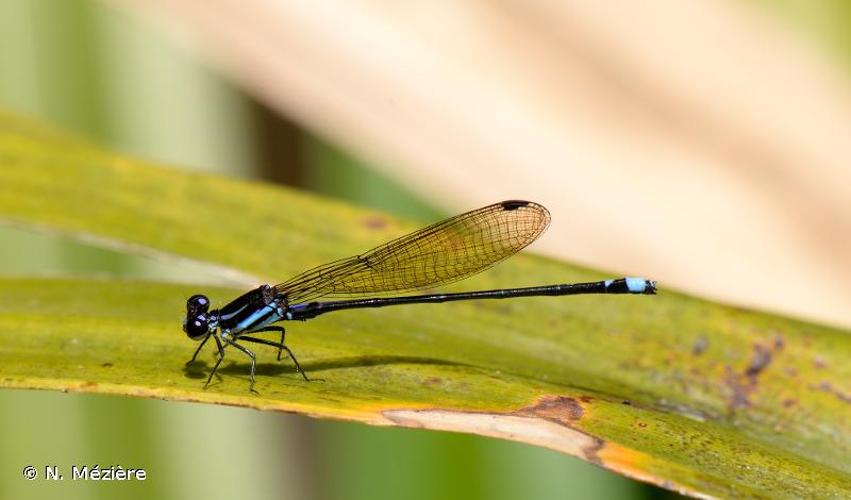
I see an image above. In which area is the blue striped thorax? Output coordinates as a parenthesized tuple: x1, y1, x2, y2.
(215, 285, 287, 334)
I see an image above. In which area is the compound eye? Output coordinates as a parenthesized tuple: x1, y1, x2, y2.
(187, 294, 210, 315)
(184, 314, 209, 339)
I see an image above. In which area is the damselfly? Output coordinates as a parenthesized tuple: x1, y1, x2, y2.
(183, 200, 656, 391)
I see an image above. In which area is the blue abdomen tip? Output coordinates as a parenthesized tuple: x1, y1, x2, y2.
(625, 277, 649, 294)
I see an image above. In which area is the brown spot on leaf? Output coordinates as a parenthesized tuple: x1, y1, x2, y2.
(520, 395, 584, 423)
(725, 341, 781, 412)
(782, 398, 797, 408)
(745, 345, 772, 377)
(691, 336, 708, 355)
(812, 356, 827, 370)
(362, 216, 388, 230)
(101, 362, 113, 368)
(725, 365, 751, 410)
(808, 380, 851, 405)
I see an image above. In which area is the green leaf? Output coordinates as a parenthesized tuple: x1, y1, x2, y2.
(0, 111, 849, 498)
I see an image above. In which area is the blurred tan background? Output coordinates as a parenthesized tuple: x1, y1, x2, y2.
(0, 1, 848, 500)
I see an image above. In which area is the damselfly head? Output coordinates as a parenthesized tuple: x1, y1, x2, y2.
(183, 294, 212, 340)
(183, 314, 210, 340)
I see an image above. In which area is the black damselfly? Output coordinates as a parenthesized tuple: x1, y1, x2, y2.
(183, 200, 656, 391)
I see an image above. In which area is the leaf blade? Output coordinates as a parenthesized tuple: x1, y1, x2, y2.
(0, 112, 849, 498)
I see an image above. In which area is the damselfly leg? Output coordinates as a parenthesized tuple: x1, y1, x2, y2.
(186, 333, 211, 366)
(204, 335, 227, 389)
(240, 335, 312, 381)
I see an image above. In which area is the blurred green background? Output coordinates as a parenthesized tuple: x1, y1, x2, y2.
(3, 1, 843, 498)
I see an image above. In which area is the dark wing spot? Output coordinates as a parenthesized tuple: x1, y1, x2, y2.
(500, 200, 530, 211)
